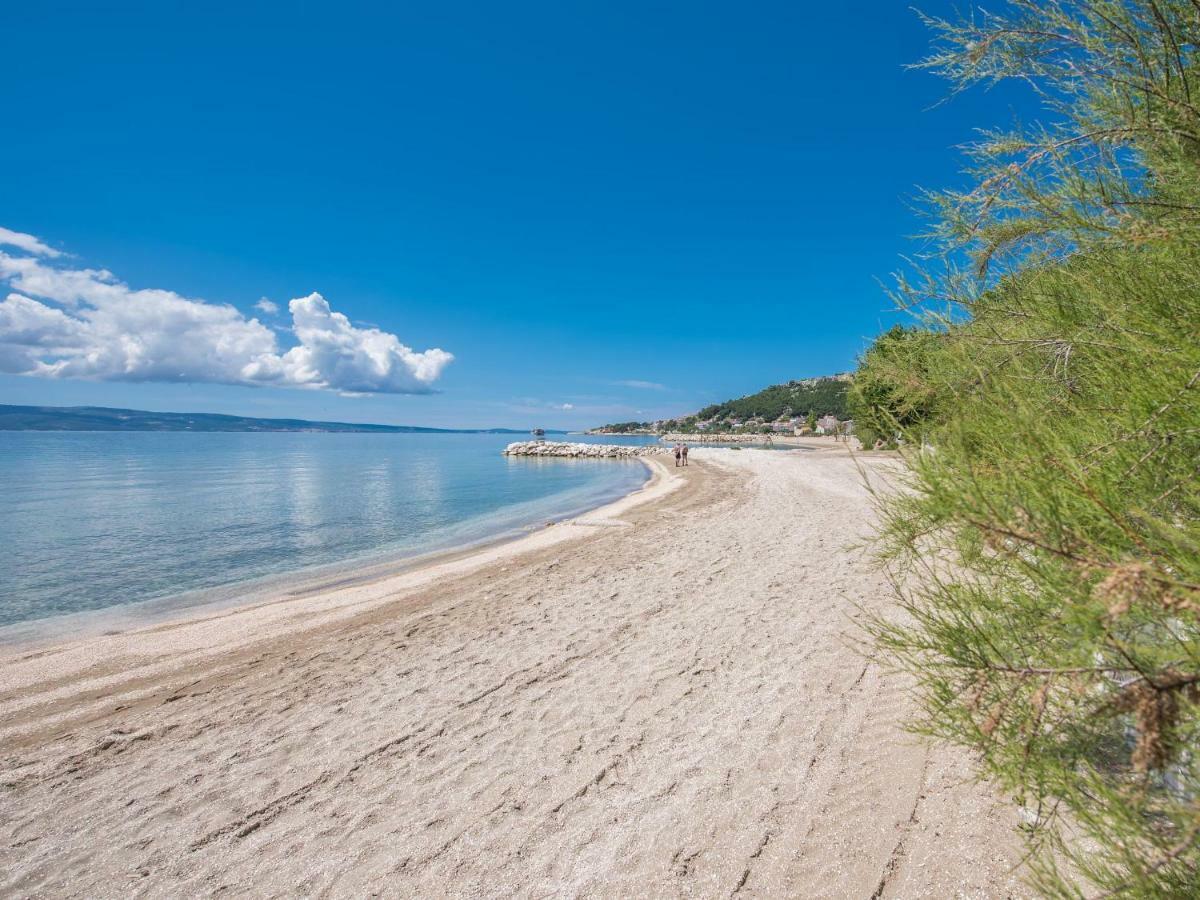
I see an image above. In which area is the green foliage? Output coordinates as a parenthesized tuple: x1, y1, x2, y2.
(598, 421, 651, 434)
(858, 3, 1200, 896)
(600, 377, 848, 434)
(870, 246, 1200, 896)
(695, 376, 849, 423)
(911, 0, 1200, 283)
(847, 326, 944, 448)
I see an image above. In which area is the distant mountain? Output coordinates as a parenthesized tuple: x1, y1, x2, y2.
(0, 405, 554, 434)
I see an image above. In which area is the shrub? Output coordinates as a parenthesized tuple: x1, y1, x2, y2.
(860, 3, 1200, 895)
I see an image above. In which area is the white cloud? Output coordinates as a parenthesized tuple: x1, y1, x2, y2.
(504, 398, 635, 419)
(242, 293, 453, 394)
(0, 229, 453, 395)
(615, 379, 666, 391)
(0, 293, 89, 374)
(0, 226, 63, 259)
(255, 297, 279, 315)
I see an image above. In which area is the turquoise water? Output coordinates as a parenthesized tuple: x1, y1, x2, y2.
(0, 432, 655, 630)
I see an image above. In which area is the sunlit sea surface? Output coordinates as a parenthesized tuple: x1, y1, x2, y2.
(0, 432, 656, 635)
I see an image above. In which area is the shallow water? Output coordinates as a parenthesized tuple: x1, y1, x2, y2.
(0, 432, 654, 629)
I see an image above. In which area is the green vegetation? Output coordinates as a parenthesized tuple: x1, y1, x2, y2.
(847, 326, 943, 449)
(594, 375, 849, 434)
(593, 421, 652, 434)
(694, 375, 849, 423)
(856, 3, 1200, 896)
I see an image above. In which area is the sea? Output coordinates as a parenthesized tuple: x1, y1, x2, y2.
(0, 431, 658, 638)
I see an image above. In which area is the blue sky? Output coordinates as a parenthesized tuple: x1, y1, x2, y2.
(1, 1, 1029, 429)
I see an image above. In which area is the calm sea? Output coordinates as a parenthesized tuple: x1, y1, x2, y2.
(0, 432, 656, 634)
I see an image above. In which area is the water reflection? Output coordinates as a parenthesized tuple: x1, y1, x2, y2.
(0, 432, 649, 627)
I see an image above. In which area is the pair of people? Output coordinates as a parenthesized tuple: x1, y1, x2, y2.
(673, 443, 689, 467)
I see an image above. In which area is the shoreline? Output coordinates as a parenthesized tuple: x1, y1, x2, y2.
(0, 448, 1029, 898)
(0, 455, 665, 654)
(0, 457, 679, 703)
(590, 432, 854, 449)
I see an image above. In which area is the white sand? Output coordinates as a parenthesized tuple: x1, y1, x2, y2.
(0, 448, 1030, 898)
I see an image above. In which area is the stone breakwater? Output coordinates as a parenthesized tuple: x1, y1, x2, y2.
(502, 441, 661, 458)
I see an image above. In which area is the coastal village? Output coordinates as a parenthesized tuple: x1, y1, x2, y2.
(622, 411, 849, 437)
(587, 373, 855, 438)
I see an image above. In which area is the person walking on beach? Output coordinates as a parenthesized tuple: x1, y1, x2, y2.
(681, 443, 689, 466)
(674, 443, 682, 467)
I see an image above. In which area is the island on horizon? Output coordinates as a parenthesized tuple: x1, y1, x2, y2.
(0, 404, 566, 435)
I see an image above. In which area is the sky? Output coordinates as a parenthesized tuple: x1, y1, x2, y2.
(1, 1, 1033, 429)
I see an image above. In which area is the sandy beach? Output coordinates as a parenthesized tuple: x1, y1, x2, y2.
(0, 447, 1029, 898)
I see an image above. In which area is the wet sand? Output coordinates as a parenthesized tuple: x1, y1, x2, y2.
(0, 448, 1029, 898)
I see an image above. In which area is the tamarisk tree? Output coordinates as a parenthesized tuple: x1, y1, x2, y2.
(859, 2, 1200, 896)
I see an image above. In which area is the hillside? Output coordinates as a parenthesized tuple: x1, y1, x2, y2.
(693, 374, 850, 423)
(593, 375, 851, 433)
(0, 405, 541, 434)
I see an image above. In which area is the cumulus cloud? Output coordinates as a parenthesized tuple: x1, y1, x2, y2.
(254, 297, 279, 315)
(0, 226, 63, 259)
(242, 293, 453, 394)
(0, 229, 452, 394)
(0, 293, 89, 374)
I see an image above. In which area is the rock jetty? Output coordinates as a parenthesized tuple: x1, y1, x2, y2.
(502, 441, 660, 458)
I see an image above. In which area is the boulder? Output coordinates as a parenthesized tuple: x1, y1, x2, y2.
(501, 441, 662, 459)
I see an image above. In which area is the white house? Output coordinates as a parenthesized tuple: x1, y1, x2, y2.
(815, 414, 839, 435)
